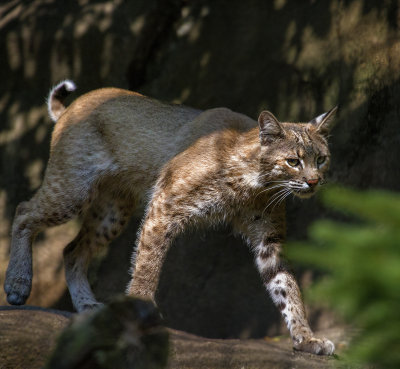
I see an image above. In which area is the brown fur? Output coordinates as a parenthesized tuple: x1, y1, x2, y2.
(5, 82, 337, 355)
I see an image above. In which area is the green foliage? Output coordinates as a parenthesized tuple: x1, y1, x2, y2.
(286, 186, 400, 368)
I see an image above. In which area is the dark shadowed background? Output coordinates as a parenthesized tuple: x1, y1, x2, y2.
(1, 0, 399, 339)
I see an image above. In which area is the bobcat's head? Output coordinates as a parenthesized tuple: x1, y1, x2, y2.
(257, 107, 337, 199)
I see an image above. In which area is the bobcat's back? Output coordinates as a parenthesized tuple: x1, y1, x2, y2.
(51, 87, 257, 192)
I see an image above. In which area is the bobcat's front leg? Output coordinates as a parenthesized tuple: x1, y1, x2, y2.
(234, 206, 335, 355)
(266, 271, 334, 355)
(126, 191, 187, 302)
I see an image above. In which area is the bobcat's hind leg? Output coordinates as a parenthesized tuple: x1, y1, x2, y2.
(64, 191, 135, 312)
(5, 175, 94, 306)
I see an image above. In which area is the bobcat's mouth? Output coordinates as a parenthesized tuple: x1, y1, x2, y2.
(289, 181, 319, 199)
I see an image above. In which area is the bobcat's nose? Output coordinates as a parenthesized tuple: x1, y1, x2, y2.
(306, 178, 319, 188)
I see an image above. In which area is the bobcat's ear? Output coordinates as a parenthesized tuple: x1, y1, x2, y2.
(258, 111, 284, 143)
(309, 106, 338, 136)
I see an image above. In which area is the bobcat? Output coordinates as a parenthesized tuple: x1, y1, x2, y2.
(5, 80, 337, 355)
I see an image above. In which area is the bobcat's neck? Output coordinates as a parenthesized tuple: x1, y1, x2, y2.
(224, 127, 264, 191)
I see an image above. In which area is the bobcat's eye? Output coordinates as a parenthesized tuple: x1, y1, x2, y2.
(317, 156, 326, 166)
(287, 158, 300, 167)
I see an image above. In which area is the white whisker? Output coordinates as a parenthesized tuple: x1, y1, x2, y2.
(261, 188, 291, 216)
(254, 182, 288, 201)
(270, 189, 291, 208)
(273, 189, 292, 210)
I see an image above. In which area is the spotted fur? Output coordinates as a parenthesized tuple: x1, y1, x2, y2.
(5, 81, 337, 355)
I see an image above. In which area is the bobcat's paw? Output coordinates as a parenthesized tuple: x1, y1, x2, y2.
(294, 336, 335, 356)
(4, 276, 32, 305)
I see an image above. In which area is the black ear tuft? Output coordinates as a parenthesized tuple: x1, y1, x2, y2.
(258, 111, 283, 143)
(309, 106, 338, 136)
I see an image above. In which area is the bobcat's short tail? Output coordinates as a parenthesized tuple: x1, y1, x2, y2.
(47, 80, 77, 122)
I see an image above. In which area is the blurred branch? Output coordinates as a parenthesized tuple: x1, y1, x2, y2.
(286, 186, 400, 368)
(45, 296, 169, 369)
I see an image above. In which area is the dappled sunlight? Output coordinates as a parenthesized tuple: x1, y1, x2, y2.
(6, 32, 21, 70)
(0, 105, 47, 149)
(176, 5, 209, 43)
(0, 191, 10, 253)
(29, 221, 80, 307)
(0, 0, 399, 345)
(172, 87, 191, 104)
(24, 159, 44, 190)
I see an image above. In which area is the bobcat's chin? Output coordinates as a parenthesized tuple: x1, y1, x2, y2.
(292, 187, 319, 199)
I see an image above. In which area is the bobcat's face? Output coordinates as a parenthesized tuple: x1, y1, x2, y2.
(257, 108, 337, 199)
